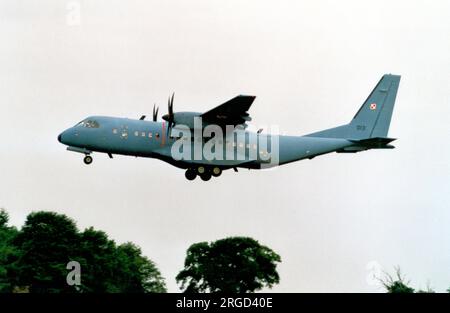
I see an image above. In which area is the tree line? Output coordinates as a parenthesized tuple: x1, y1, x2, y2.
(0, 209, 280, 293)
(0, 208, 448, 293)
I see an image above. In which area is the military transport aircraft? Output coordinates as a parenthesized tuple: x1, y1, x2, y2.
(58, 74, 400, 181)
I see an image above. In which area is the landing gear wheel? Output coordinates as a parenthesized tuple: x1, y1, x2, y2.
(200, 172, 211, 181)
(197, 166, 206, 175)
(83, 155, 93, 165)
(211, 167, 222, 177)
(185, 169, 197, 181)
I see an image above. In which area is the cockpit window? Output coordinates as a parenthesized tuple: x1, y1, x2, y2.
(77, 119, 100, 128)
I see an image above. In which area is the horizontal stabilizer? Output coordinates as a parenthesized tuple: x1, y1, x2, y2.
(337, 137, 396, 153)
(349, 137, 396, 148)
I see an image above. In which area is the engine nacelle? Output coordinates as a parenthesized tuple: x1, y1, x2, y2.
(169, 112, 202, 129)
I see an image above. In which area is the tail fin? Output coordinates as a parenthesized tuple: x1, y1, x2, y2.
(349, 74, 400, 138)
(306, 74, 401, 140)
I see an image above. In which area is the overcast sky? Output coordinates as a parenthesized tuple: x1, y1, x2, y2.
(1, 0, 449, 292)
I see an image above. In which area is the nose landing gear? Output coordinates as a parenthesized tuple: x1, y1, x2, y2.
(83, 155, 93, 165)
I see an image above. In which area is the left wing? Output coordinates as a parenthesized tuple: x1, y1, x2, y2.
(200, 95, 256, 127)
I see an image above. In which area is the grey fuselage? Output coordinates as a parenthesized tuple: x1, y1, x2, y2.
(58, 116, 354, 170)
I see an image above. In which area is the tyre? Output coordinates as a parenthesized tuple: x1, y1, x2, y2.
(200, 172, 211, 181)
(83, 155, 93, 165)
(185, 169, 196, 181)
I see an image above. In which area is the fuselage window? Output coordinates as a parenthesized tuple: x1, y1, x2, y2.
(134, 131, 139, 136)
(148, 132, 153, 138)
(141, 132, 146, 137)
(112, 128, 118, 134)
(155, 132, 160, 139)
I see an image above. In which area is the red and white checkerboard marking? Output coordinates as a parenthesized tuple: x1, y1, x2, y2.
(370, 103, 377, 110)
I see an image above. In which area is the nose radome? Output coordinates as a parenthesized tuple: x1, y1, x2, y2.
(58, 133, 62, 143)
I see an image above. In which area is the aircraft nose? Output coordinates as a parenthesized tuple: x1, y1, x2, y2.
(58, 133, 62, 143)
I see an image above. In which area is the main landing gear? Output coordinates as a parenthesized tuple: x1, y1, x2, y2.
(185, 166, 222, 181)
(185, 168, 197, 181)
(83, 155, 93, 165)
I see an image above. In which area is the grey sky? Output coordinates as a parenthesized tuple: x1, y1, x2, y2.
(1, 0, 449, 292)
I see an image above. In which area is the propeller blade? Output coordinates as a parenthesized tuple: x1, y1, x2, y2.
(162, 92, 176, 137)
(168, 93, 174, 119)
(153, 104, 159, 121)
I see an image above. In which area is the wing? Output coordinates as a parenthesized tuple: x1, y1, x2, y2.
(200, 95, 256, 127)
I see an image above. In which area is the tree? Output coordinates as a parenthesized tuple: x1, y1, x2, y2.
(3, 210, 166, 293)
(381, 267, 415, 293)
(0, 209, 19, 292)
(0, 209, 8, 228)
(77, 228, 166, 293)
(115, 242, 166, 293)
(176, 237, 281, 293)
(76, 227, 120, 292)
(9, 211, 80, 293)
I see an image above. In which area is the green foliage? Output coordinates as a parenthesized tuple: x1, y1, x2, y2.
(10, 211, 80, 293)
(0, 209, 19, 292)
(176, 236, 281, 293)
(0, 209, 166, 293)
(115, 242, 167, 293)
(381, 267, 415, 293)
(0, 209, 9, 228)
(76, 227, 119, 292)
(387, 281, 415, 293)
(76, 228, 166, 293)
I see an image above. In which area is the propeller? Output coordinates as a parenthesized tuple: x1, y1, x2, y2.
(162, 93, 175, 129)
(152, 104, 159, 122)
